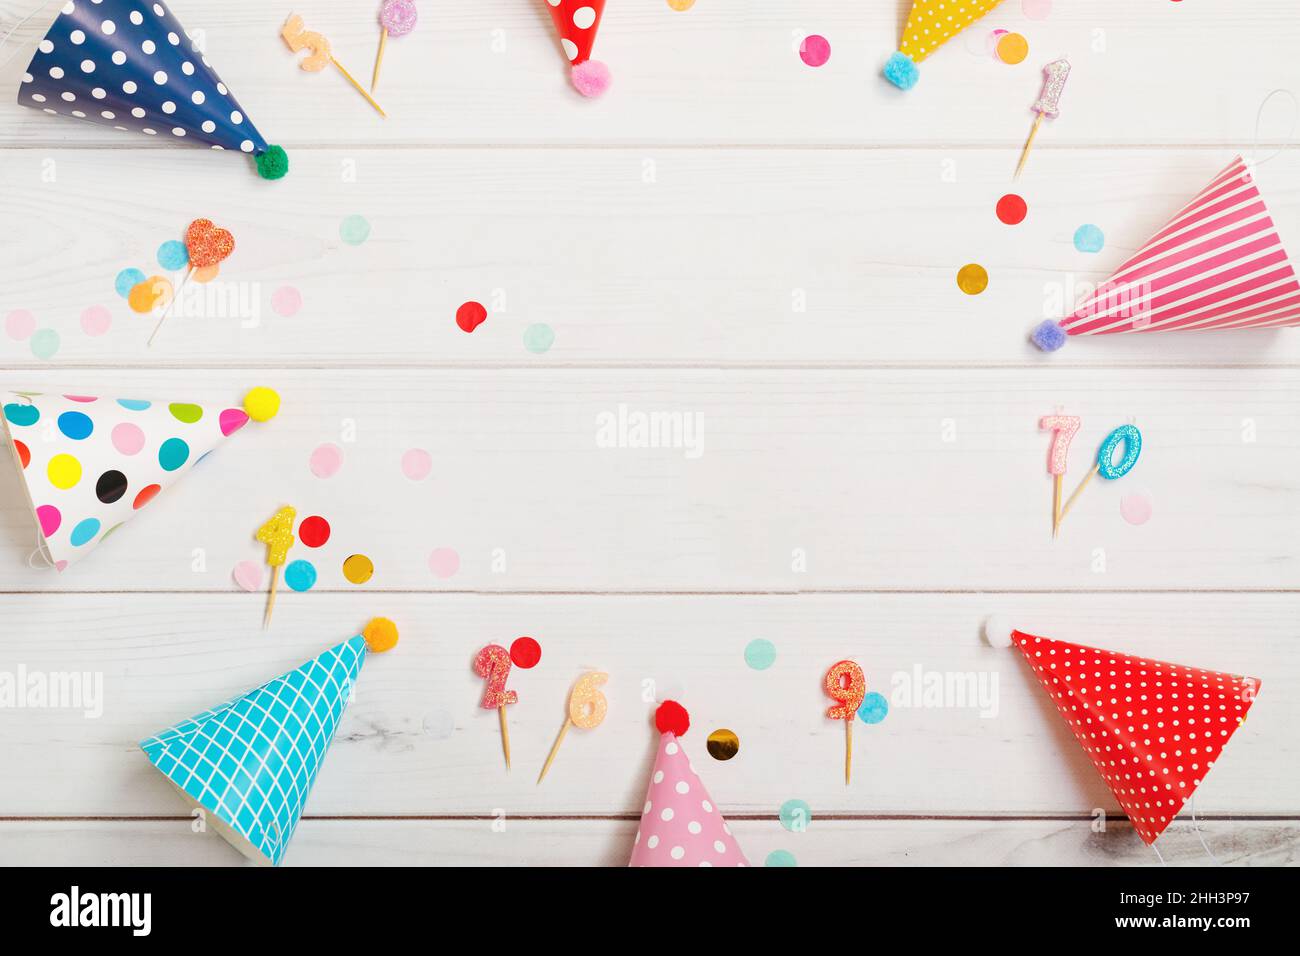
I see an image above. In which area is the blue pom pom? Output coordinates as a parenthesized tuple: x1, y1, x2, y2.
(1031, 320, 1068, 352)
(883, 52, 919, 91)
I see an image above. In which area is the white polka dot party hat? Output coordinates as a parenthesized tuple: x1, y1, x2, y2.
(986, 619, 1261, 846)
(17, 0, 288, 179)
(543, 1, 611, 99)
(883, 0, 1006, 91)
(2, 388, 277, 571)
(629, 701, 749, 867)
(141, 623, 397, 866)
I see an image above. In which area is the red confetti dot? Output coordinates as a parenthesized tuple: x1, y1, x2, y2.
(456, 301, 487, 333)
(14, 439, 30, 469)
(133, 484, 160, 510)
(299, 515, 331, 548)
(510, 636, 542, 669)
(996, 193, 1028, 225)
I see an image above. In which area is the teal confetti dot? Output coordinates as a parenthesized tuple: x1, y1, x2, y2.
(1073, 224, 1105, 254)
(115, 267, 146, 298)
(523, 323, 556, 354)
(30, 328, 60, 360)
(157, 240, 189, 271)
(859, 690, 889, 724)
(765, 850, 798, 867)
(779, 799, 812, 833)
(284, 559, 318, 592)
(744, 638, 777, 671)
(340, 215, 371, 246)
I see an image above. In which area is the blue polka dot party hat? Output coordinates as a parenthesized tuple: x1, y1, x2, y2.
(17, 0, 287, 178)
(141, 623, 397, 866)
(1, 388, 277, 571)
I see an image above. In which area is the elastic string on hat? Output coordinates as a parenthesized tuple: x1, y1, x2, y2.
(1249, 89, 1298, 169)
(0, 1, 53, 69)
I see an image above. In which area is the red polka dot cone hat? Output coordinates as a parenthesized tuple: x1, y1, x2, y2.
(1, 389, 278, 571)
(629, 701, 750, 867)
(543, 0, 610, 98)
(986, 618, 1261, 845)
(16, 0, 288, 179)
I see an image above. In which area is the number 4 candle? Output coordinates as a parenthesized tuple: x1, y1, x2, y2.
(256, 505, 296, 629)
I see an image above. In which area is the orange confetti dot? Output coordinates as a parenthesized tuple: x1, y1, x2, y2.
(997, 32, 1029, 65)
(127, 276, 173, 314)
(192, 264, 220, 284)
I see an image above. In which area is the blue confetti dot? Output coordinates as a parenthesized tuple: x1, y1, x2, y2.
(157, 240, 189, 271)
(1073, 224, 1105, 254)
(765, 850, 798, 867)
(779, 799, 812, 833)
(57, 411, 94, 441)
(284, 559, 318, 592)
(117, 399, 151, 411)
(744, 638, 777, 671)
(115, 268, 146, 298)
(3, 403, 39, 427)
(859, 690, 889, 724)
(69, 517, 101, 547)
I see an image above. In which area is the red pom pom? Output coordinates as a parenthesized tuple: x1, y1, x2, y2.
(655, 700, 690, 737)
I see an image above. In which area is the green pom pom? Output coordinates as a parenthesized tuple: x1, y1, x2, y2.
(256, 145, 289, 180)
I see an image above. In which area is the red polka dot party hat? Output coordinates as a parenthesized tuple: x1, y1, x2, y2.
(2, 389, 276, 571)
(543, 0, 611, 98)
(989, 620, 1260, 845)
(629, 701, 749, 867)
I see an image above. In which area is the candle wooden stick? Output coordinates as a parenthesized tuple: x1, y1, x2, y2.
(371, 0, 418, 93)
(283, 13, 387, 117)
(537, 671, 608, 784)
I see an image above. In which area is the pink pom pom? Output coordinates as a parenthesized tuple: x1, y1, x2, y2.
(571, 60, 611, 98)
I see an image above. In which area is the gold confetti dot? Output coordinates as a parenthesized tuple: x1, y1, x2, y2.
(342, 553, 374, 584)
(706, 728, 740, 761)
(956, 263, 989, 295)
(666, 0, 696, 9)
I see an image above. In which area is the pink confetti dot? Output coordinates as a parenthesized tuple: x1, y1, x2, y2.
(799, 34, 831, 68)
(271, 285, 303, 317)
(1120, 493, 1153, 525)
(232, 560, 264, 592)
(80, 304, 112, 337)
(401, 448, 432, 481)
(1022, 0, 1052, 19)
(309, 442, 344, 478)
(5, 309, 35, 341)
(428, 547, 460, 579)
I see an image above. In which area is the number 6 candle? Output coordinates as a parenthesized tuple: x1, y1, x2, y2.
(537, 671, 608, 784)
(824, 660, 866, 785)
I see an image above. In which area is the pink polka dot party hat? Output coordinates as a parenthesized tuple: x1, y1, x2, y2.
(629, 701, 749, 867)
(986, 618, 1260, 845)
(2, 388, 277, 570)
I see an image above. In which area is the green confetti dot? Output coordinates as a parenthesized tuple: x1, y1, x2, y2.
(30, 328, 60, 360)
(779, 799, 812, 833)
(765, 849, 798, 867)
(744, 638, 776, 670)
(340, 214, 371, 246)
(523, 322, 555, 354)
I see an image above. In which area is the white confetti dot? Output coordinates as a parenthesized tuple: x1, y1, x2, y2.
(239, 139, 254, 153)
(573, 6, 596, 29)
(191, 90, 204, 105)
(153, 70, 167, 84)
(100, 19, 115, 34)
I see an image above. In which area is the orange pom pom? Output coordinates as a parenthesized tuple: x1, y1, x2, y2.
(363, 617, 399, 653)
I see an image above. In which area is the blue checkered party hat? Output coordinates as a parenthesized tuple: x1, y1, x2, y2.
(141, 635, 371, 866)
(18, 0, 287, 178)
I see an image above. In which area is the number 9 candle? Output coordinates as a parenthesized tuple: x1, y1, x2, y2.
(824, 660, 866, 785)
(475, 644, 518, 770)
(538, 671, 608, 784)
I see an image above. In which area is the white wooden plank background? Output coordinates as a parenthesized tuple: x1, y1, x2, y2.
(1, 0, 1298, 866)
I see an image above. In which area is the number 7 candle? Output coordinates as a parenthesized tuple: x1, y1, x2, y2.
(1040, 413, 1081, 537)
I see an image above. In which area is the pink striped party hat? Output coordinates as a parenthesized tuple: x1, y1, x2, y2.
(1033, 156, 1300, 351)
(629, 701, 749, 867)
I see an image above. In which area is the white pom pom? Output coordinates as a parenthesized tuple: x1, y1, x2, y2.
(983, 615, 1015, 648)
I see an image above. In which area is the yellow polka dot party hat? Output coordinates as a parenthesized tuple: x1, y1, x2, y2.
(884, 0, 1006, 90)
(1, 388, 277, 570)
